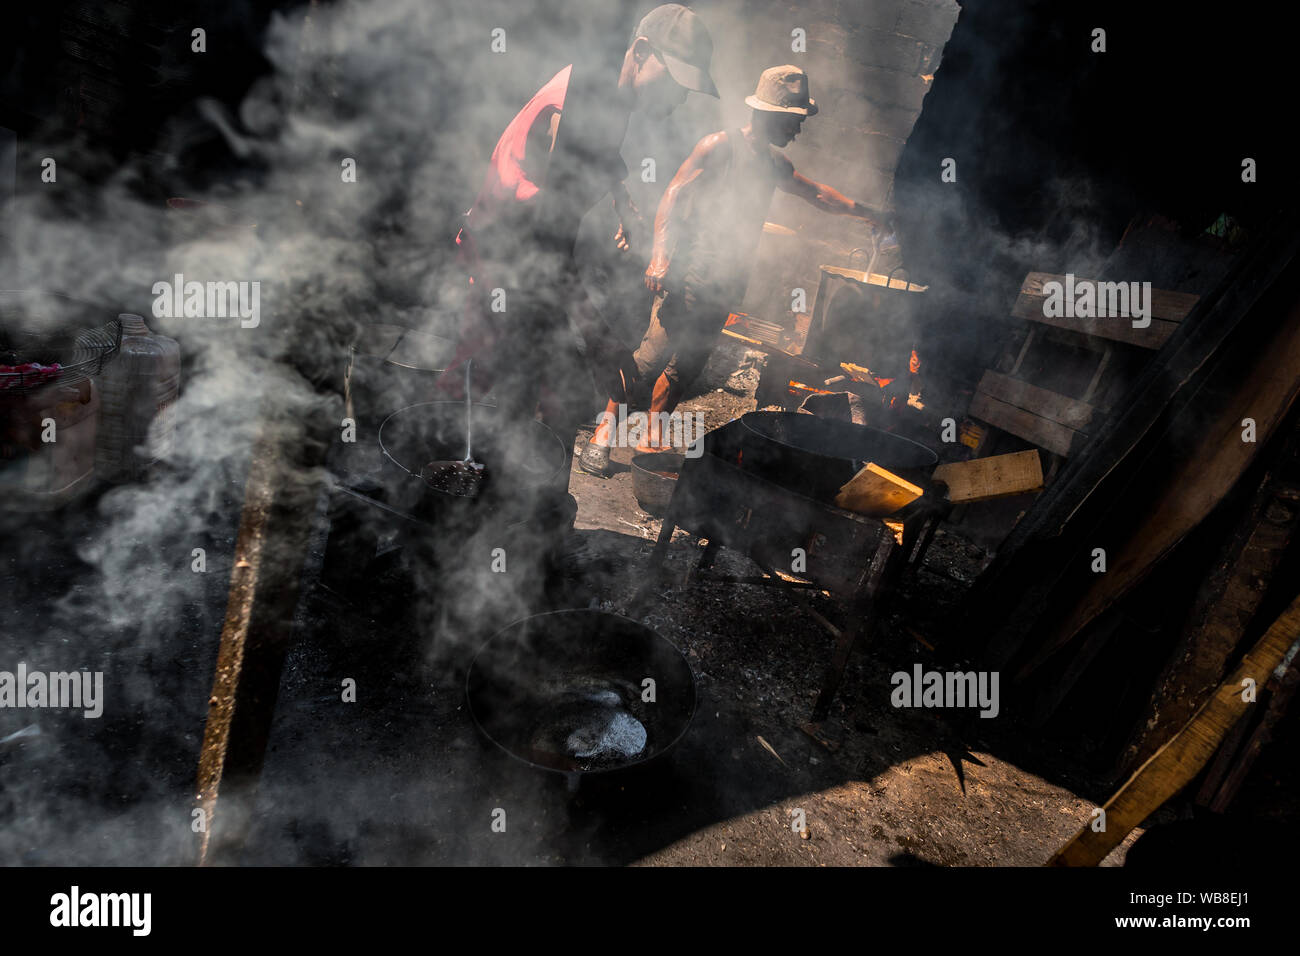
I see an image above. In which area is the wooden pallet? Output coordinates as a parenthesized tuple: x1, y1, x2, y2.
(969, 272, 1200, 463)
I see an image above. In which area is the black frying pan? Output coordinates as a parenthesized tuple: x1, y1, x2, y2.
(466, 610, 695, 782)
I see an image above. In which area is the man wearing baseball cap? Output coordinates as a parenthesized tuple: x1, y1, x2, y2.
(444, 4, 718, 494)
(581, 65, 889, 474)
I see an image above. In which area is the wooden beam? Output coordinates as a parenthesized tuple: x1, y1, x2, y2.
(1047, 591, 1300, 866)
(195, 419, 330, 865)
(969, 391, 1081, 458)
(933, 450, 1044, 504)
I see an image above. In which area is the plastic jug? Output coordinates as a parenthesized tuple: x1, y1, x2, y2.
(96, 313, 180, 482)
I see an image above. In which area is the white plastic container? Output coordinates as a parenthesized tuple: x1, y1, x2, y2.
(95, 313, 180, 482)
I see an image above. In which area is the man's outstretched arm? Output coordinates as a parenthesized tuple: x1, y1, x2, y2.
(779, 167, 891, 229)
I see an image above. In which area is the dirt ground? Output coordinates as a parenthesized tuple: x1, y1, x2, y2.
(561, 343, 1143, 866)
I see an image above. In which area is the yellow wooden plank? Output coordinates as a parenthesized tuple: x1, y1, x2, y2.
(932, 450, 1044, 504)
(835, 462, 924, 516)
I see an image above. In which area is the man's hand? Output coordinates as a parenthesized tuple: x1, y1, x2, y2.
(644, 255, 669, 294)
(852, 200, 894, 233)
(612, 190, 641, 253)
(589, 335, 639, 404)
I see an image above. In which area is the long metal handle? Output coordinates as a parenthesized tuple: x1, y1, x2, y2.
(464, 360, 473, 462)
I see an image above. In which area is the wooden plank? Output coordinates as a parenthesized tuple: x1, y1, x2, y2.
(1010, 293, 1179, 349)
(819, 264, 928, 292)
(1020, 272, 1200, 321)
(1047, 591, 1300, 866)
(977, 369, 1097, 431)
(835, 462, 924, 516)
(932, 450, 1044, 504)
(969, 391, 1081, 458)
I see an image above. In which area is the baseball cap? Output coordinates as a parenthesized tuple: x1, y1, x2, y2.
(745, 65, 818, 116)
(633, 4, 719, 98)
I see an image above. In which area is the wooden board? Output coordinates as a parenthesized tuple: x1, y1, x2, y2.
(835, 462, 924, 516)
(969, 390, 1082, 458)
(1010, 295, 1179, 350)
(933, 450, 1044, 504)
(1047, 591, 1300, 866)
(1021, 272, 1200, 320)
(976, 370, 1097, 431)
(1014, 272, 1199, 350)
(819, 264, 927, 292)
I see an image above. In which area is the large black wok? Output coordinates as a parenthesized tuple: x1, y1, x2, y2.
(466, 610, 696, 778)
(737, 410, 937, 502)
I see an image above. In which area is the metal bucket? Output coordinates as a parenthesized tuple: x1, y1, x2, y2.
(630, 450, 684, 516)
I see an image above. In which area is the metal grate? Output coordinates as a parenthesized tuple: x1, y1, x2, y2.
(0, 292, 122, 392)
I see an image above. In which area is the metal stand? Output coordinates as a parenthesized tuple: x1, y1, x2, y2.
(644, 465, 947, 721)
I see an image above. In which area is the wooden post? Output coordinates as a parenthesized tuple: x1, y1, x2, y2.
(195, 414, 331, 865)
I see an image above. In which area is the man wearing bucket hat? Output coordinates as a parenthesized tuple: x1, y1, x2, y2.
(444, 4, 719, 485)
(581, 65, 890, 474)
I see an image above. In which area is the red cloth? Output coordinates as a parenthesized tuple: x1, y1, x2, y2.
(442, 66, 574, 398)
(468, 65, 572, 236)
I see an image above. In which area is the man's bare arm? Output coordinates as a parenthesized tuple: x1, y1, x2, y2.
(645, 131, 728, 293)
(779, 168, 890, 229)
